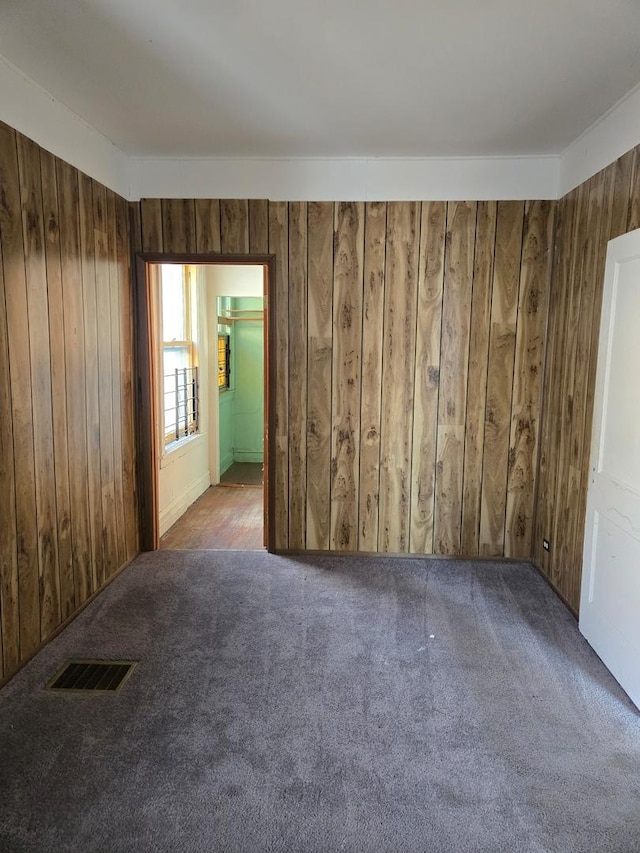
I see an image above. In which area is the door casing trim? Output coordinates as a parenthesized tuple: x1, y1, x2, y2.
(134, 252, 277, 552)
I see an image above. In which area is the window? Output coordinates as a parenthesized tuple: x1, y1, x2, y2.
(160, 264, 199, 446)
(218, 334, 231, 389)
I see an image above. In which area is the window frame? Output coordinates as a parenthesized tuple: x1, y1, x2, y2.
(159, 264, 200, 449)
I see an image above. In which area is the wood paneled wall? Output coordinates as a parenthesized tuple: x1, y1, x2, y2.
(534, 143, 640, 613)
(134, 197, 554, 558)
(2, 112, 638, 683)
(0, 122, 138, 683)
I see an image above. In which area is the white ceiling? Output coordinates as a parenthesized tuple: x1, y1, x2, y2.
(1, 0, 639, 160)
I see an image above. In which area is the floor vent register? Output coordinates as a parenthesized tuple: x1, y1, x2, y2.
(45, 660, 137, 694)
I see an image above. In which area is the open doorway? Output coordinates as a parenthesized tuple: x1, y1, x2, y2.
(134, 253, 276, 553)
(212, 269, 265, 492)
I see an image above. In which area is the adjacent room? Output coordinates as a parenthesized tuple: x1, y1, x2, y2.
(151, 262, 266, 550)
(0, 1, 639, 851)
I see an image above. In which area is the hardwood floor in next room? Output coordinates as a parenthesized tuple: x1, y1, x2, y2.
(160, 485, 264, 550)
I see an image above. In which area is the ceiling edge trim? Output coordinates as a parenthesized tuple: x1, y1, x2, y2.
(0, 48, 558, 201)
(3, 44, 640, 203)
(128, 154, 559, 202)
(559, 81, 640, 197)
(0, 53, 130, 199)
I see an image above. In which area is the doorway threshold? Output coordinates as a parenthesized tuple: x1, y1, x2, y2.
(220, 462, 263, 487)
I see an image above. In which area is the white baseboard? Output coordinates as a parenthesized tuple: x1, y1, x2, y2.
(220, 450, 234, 476)
(233, 451, 264, 463)
(159, 471, 210, 537)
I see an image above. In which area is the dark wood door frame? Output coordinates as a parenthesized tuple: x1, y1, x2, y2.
(134, 252, 277, 552)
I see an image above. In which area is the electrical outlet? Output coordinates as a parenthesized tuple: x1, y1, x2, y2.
(543, 539, 550, 552)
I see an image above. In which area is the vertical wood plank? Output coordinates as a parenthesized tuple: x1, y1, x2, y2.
(129, 201, 143, 256)
(409, 201, 446, 554)
(505, 199, 554, 558)
(627, 145, 640, 232)
(434, 201, 476, 555)
(358, 202, 386, 551)
(40, 151, 75, 619)
(16, 134, 61, 639)
(107, 190, 126, 571)
(140, 199, 163, 253)
(0, 124, 40, 659)
(378, 202, 420, 552)
(0, 234, 19, 676)
(221, 199, 249, 254)
(161, 199, 196, 253)
(127, 197, 145, 558)
(94, 180, 118, 582)
(609, 149, 634, 240)
(306, 202, 334, 550)
(479, 201, 524, 556)
(288, 203, 308, 548)
(330, 202, 364, 550)
(249, 200, 269, 254)
(57, 159, 92, 607)
(194, 199, 221, 253)
(461, 201, 496, 555)
(268, 202, 289, 549)
(535, 191, 577, 579)
(551, 181, 589, 600)
(119, 196, 139, 560)
(78, 173, 103, 592)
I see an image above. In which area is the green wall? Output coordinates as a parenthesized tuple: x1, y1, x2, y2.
(219, 390, 234, 474)
(218, 297, 263, 474)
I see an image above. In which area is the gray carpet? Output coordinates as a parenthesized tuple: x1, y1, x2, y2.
(0, 552, 639, 853)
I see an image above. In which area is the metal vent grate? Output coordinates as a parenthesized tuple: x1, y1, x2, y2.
(45, 660, 137, 694)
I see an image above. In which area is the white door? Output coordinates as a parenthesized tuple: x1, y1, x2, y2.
(580, 229, 640, 710)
